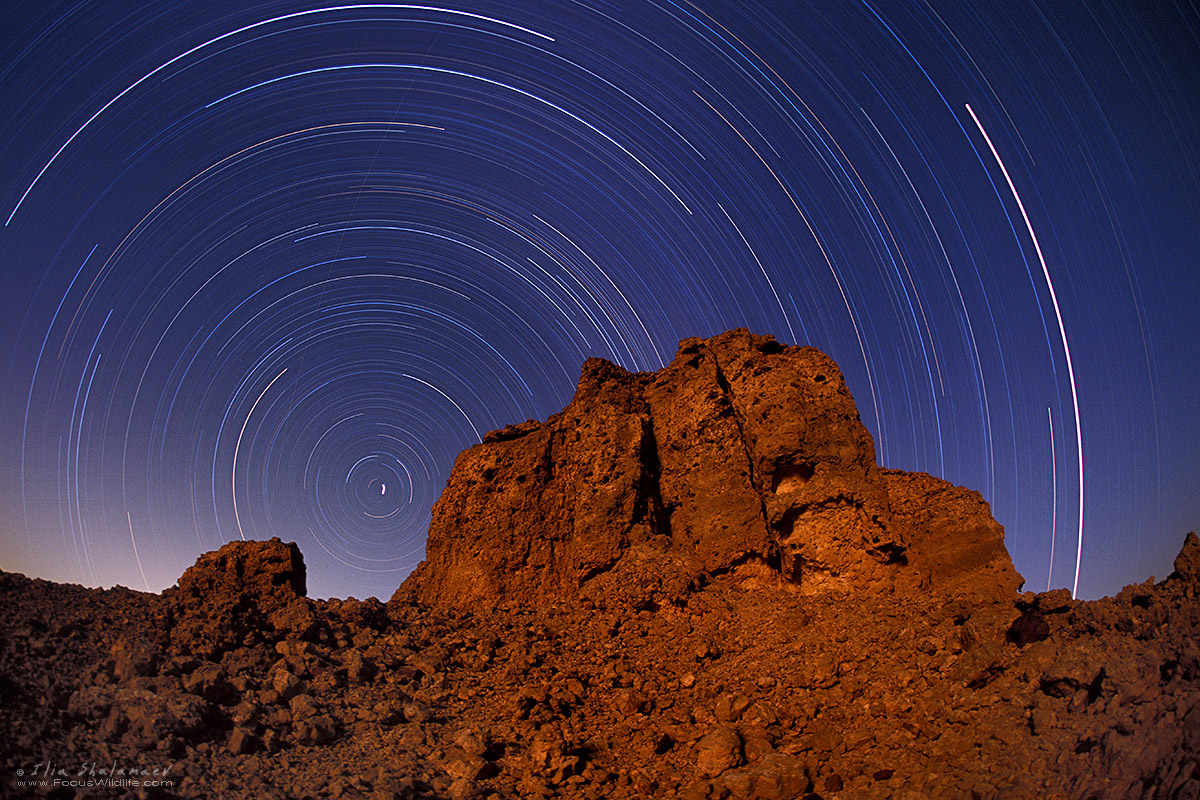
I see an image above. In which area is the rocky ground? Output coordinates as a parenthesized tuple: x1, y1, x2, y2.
(2, 535, 1199, 800)
(3, 331, 1198, 799)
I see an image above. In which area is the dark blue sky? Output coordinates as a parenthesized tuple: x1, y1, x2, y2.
(1, 0, 1197, 600)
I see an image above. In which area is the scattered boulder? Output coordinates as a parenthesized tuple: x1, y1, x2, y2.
(166, 537, 309, 660)
(695, 725, 743, 778)
(295, 713, 338, 746)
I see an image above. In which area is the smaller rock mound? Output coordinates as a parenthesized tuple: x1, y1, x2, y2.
(166, 537, 315, 660)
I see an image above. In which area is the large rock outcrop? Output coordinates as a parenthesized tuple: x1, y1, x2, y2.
(396, 329, 1022, 610)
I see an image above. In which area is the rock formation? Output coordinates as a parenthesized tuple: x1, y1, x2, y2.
(2, 331, 1198, 800)
(397, 329, 1019, 610)
(167, 537, 314, 660)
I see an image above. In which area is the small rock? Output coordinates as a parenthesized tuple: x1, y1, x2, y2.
(1041, 651, 1103, 699)
(269, 599, 319, 639)
(295, 713, 337, 746)
(373, 700, 402, 725)
(717, 753, 811, 800)
(529, 732, 565, 770)
(695, 725, 743, 778)
(447, 776, 479, 800)
(1029, 703, 1057, 736)
(614, 688, 645, 715)
(230, 700, 260, 727)
(410, 649, 445, 677)
(741, 702, 778, 728)
(111, 637, 159, 681)
(290, 693, 321, 721)
(265, 706, 291, 728)
(272, 668, 306, 701)
(529, 731, 579, 784)
(344, 649, 377, 684)
(228, 726, 257, 754)
(452, 726, 488, 757)
(1038, 589, 1075, 614)
(444, 749, 490, 781)
(403, 699, 432, 724)
(182, 662, 231, 702)
(743, 734, 774, 763)
(715, 694, 752, 723)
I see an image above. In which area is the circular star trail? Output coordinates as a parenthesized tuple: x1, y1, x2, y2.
(1, 0, 1197, 599)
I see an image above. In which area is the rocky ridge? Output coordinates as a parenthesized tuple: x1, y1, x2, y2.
(1, 330, 1198, 800)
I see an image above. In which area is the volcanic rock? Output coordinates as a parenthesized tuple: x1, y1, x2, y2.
(397, 329, 1017, 610)
(695, 725, 743, 777)
(885, 468, 1024, 604)
(166, 537, 312, 659)
(1173, 530, 1200, 584)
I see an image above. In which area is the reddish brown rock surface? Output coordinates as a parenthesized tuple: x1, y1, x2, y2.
(167, 537, 314, 660)
(2, 332, 1198, 800)
(397, 329, 1016, 610)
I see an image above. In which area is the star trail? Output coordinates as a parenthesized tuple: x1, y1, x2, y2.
(1, 0, 1197, 600)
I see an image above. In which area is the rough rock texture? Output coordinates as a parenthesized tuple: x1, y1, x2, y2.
(885, 469, 1024, 604)
(3, 535, 1200, 800)
(397, 329, 1014, 610)
(166, 537, 315, 661)
(3, 332, 1198, 800)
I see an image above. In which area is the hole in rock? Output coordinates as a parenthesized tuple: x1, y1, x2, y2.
(772, 463, 816, 493)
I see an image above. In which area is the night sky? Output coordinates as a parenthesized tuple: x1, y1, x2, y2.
(1, 1, 1197, 601)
